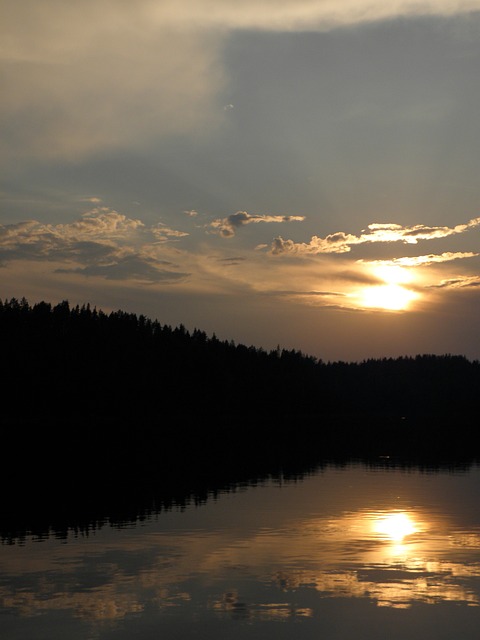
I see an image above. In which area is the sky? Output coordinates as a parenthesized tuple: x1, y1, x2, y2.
(2, 0, 480, 363)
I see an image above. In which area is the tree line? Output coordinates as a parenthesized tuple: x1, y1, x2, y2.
(2, 296, 478, 418)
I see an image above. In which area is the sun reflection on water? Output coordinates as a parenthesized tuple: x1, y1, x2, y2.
(372, 512, 418, 542)
(286, 507, 480, 609)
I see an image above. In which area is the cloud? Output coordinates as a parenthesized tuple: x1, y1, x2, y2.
(267, 216, 480, 255)
(217, 257, 247, 266)
(209, 211, 305, 238)
(0, 208, 190, 283)
(0, 208, 143, 251)
(269, 233, 356, 255)
(79, 196, 103, 205)
(274, 289, 349, 303)
(0, 3, 227, 162)
(142, 1, 480, 32)
(429, 276, 480, 289)
(3, 1, 479, 164)
(151, 224, 190, 243)
(360, 251, 479, 268)
(57, 257, 188, 284)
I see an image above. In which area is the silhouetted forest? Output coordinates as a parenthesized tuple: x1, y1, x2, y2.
(2, 296, 480, 539)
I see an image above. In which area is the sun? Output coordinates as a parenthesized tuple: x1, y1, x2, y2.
(359, 265, 418, 311)
(361, 283, 417, 310)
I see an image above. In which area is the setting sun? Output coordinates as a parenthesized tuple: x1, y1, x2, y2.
(359, 265, 418, 310)
(361, 283, 417, 310)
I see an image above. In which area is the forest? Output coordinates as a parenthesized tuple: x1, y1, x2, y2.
(2, 296, 479, 539)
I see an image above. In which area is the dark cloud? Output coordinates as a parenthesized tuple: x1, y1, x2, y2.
(429, 277, 480, 289)
(209, 211, 305, 237)
(56, 256, 189, 283)
(268, 289, 347, 298)
(217, 256, 247, 265)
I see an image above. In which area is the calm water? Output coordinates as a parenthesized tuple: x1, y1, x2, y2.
(2, 461, 480, 639)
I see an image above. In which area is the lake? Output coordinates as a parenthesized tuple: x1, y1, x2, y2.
(2, 459, 480, 639)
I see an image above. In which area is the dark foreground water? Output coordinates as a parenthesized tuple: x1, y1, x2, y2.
(2, 460, 480, 639)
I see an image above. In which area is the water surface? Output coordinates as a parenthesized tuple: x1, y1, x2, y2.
(2, 461, 480, 639)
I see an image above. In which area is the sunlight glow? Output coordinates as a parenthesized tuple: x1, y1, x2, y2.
(360, 265, 418, 310)
(373, 265, 410, 285)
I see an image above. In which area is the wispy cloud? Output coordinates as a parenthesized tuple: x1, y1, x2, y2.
(209, 211, 305, 238)
(360, 251, 479, 268)
(56, 257, 187, 283)
(267, 217, 480, 255)
(429, 276, 480, 289)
